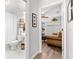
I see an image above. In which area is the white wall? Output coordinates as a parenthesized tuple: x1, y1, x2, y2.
(45, 25, 61, 35)
(41, 4, 62, 35)
(42, 17, 62, 36)
(29, 0, 40, 59)
(5, 12, 18, 43)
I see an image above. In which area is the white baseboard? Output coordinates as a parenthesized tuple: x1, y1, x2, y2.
(31, 50, 42, 59)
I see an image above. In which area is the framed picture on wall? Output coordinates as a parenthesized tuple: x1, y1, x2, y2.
(67, 0, 73, 22)
(32, 13, 37, 27)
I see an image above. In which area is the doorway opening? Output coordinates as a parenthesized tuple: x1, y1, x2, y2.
(34, 1, 64, 59)
(5, 0, 29, 59)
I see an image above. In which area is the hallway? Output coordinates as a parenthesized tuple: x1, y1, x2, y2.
(5, 0, 69, 59)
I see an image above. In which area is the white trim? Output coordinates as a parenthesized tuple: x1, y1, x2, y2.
(38, 8, 42, 53)
(38, 1, 66, 59)
(31, 50, 41, 59)
(63, 0, 67, 59)
(61, 1, 67, 59)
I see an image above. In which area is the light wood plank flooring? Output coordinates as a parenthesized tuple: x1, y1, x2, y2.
(34, 42, 62, 59)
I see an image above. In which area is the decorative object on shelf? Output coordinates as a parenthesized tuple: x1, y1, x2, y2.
(41, 16, 49, 18)
(17, 18, 26, 40)
(32, 13, 37, 27)
(17, 18, 26, 50)
(17, 18, 25, 35)
(67, 0, 73, 22)
(21, 42, 25, 50)
(52, 18, 58, 22)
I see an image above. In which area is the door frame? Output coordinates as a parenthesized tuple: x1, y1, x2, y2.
(38, 0, 67, 59)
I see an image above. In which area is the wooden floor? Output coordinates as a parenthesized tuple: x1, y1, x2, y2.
(34, 42, 62, 59)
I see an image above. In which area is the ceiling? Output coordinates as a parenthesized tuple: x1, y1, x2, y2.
(39, 0, 62, 8)
(5, 0, 27, 16)
(41, 3, 62, 19)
